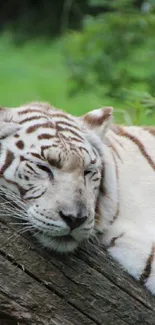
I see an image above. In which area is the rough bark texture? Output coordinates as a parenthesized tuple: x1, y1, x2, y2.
(0, 212, 155, 325)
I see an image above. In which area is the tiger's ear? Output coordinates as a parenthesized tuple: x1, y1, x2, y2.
(0, 107, 20, 139)
(80, 107, 113, 138)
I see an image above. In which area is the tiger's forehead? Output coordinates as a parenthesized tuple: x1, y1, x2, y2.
(45, 139, 97, 171)
(13, 104, 98, 168)
(16, 105, 84, 142)
(46, 145, 84, 171)
(17, 105, 81, 133)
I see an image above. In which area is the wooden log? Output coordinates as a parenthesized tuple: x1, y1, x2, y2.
(0, 213, 155, 325)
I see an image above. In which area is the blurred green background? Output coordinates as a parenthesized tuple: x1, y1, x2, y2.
(0, 0, 155, 124)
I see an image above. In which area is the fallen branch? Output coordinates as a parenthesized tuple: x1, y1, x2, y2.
(0, 212, 155, 325)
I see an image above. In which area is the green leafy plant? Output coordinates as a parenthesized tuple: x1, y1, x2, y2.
(66, 0, 155, 103)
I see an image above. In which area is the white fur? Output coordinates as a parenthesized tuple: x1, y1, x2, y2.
(1, 102, 155, 295)
(0, 103, 101, 254)
(96, 126, 155, 294)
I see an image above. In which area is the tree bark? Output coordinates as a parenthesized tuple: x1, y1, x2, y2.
(0, 212, 155, 325)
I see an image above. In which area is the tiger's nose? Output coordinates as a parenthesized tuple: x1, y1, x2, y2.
(59, 210, 87, 231)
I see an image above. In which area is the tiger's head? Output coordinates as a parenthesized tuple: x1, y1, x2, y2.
(0, 102, 113, 252)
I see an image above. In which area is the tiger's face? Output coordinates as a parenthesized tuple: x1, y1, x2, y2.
(0, 102, 112, 252)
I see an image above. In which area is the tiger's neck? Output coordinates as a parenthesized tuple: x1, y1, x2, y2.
(97, 132, 119, 230)
(97, 123, 155, 232)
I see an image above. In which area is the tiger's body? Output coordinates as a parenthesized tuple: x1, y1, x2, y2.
(0, 102, 155, 295)
(98, 124, 155, 294)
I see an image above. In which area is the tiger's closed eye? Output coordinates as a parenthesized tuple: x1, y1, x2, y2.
(84, 170, 92, 177)
(36, 164, 53, 179)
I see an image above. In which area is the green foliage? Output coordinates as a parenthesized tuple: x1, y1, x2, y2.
(1, 31, 155, 127)
(116, 90, 155, 125)
(66, 1, 155, 105)
(89, 0, 140, 10)
(0, 34, 112, 117)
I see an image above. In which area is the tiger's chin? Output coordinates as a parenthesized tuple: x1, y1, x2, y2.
(35, 233, 79, 253)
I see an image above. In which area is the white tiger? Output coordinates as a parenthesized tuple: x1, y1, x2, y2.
(0, 101, 155, 295)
